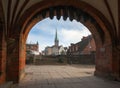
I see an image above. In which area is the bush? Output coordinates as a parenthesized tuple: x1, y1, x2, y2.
(58, 57, 64, 63)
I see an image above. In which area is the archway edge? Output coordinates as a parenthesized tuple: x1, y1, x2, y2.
(19, 0, 114, 76)
(17, 0, 113, 44)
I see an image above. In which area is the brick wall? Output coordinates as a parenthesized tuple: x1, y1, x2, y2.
(82, 37, 96, 54)
(0, 24, 6, 84)
(67, 35, 96, 55)
(112, 46, 120, 80)
(67, 54, 95, 64)
(6, 37, 19, 83)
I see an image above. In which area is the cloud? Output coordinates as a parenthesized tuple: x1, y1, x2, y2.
(58, 28, 91, 46)
(27, 33, 54, 52)
(32, 16, 85, 34)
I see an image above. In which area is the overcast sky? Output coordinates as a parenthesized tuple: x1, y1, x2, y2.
(27, 16, 91, 52)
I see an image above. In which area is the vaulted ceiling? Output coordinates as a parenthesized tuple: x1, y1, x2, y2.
(0, 0, 118, 29)
(0, 0, 119, 42)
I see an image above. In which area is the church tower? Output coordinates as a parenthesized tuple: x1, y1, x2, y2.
(54, 29, 59, 47)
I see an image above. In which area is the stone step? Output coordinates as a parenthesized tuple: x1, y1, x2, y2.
(0, 81, 13, 88)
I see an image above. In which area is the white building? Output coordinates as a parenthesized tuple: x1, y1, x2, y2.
(44, 29, 66, 56)
(26, 42, 40, 55)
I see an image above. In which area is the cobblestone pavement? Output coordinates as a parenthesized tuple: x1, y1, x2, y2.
(13, 65, 120, 88)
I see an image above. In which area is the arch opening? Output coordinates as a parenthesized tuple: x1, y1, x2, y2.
(23, 6, 105, 45)
(26, 16, 96, 64)
(23, 16, 97, 87)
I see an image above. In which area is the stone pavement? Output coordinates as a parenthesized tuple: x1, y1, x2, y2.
(13, 65, 120, 88)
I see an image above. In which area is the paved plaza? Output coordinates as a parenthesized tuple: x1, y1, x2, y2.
(13, 65, 120, 88)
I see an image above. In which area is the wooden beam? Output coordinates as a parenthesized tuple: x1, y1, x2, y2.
(56, 7, 61, 20)
(63, 7, 68, 21)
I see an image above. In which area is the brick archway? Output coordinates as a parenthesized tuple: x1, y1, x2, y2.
(6, 0, 119, 83)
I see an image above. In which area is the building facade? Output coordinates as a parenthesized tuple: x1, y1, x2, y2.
(67, 35, 96, 55)
(44, 30, 66, 56)
(26, 42, 39, 56)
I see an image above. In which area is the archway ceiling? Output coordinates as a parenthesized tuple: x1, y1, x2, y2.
(0, 0, 119, 46)
(0, 0, 118, 31)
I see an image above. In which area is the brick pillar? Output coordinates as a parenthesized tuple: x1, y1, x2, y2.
(0, 23, 6, 84)
(19, 36, 26, 81)
(6, 34, 26, 83)
(95, 43, 113, 78)
(6, 37, 19, 83)
(112, 46, 120, 80)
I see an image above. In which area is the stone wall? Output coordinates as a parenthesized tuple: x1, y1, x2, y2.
(67, 54, 95, 65)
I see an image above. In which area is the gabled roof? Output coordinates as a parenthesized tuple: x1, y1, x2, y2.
(78, 35, 92, 52)
(69, 35, 92, 52)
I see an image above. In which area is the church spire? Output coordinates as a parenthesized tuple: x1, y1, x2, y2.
(55, 29, 58, 41)
(55, 29, 59, 46)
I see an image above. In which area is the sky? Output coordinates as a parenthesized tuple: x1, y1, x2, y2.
(27, 16, 91, 52)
